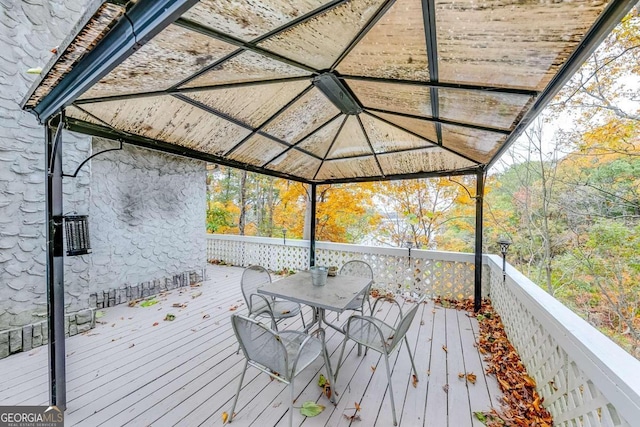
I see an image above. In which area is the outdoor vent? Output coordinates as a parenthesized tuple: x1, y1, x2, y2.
(64, 215, 91, 256)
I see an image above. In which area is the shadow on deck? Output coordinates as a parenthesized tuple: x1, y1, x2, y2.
(0, 265, 502, 426)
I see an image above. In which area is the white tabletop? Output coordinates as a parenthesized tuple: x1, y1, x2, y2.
(258, 271, 372, 312)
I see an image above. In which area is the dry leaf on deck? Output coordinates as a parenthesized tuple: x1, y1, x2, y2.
(442, 384, 449, 393)
(466, 373, 477, 384)
(203, 314, 210, 319)
(191, 292, 202, 299)
(458, 372, 465, 379)
(442, 345, 448, 353)
(354, 402, 361, 411)
(412, 374, 418, 388)
(222, 412, 228, 424)
(281, 310, 290, 315)
(152, 322, 159, 326)
(229, 305, 239, 311)
(371, 365, 376, 372)
(129, 343, 135, 348)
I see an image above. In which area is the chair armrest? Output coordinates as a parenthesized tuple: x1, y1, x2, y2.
(249, 293, 276, 324)
(371, 296, 403, 317)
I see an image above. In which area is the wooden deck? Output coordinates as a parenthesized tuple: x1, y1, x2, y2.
(0, 265, 502, 426)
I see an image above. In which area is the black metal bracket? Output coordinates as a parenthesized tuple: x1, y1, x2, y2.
(63, 140, 123, 178)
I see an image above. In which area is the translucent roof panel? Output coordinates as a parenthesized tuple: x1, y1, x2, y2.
(180, 51, 311, 89)
(262, 87, 340, 143)
(184, 80, 310, 128)
(326, 116, 371, 159)
(316, 156, 381, 180)
(377, 147, 476, 175)
(228, 134, 287, 166)
(368, 111, 438, 143)
(258, 0, 386, 70)
(182, 0, 327, 42)
(441, 124, 507, 163)
(79, 25, 238, 100)
(436, 0, 610, 91)
(76, 96, 252, 156)
(267, 149, 322, 180)
(337, 0, 429, 81)
(348, 79, 432, 118)
(439, 89, 532, 131)
(360, 113, 435, 153)
(296, 115, 344, 158)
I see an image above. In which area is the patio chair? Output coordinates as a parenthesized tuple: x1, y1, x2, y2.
(241, 265, 305, 331)
(339, 260, 374, 315)
(335, 295, 426, 426)
(229, 314, 336, 426)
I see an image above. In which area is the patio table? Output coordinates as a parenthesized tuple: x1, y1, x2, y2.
(257, 270, 372, 334)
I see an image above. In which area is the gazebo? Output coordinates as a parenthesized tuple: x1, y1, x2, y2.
(21, 0, 637, 411)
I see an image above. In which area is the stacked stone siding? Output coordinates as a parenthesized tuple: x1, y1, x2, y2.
(0, 2, 207, 358)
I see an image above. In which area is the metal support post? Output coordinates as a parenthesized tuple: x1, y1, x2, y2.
(474, 169, 485, 312)
(45, 117, 66, 409)
(309, 184, 317, 267)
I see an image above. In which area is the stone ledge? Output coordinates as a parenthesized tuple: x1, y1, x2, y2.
(89, 269, 206, 309)
(0, 308, 95, 359)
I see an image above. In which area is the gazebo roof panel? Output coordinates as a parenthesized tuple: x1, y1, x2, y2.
(78, 95, 252, 155)
(438, 88, 534, 131)
(182, 0, 328, 42)
(367, 111, 439, 143)
(262, 87, 340, 143)
(227, 134, 287, 166)
(441, 124, 507, 163)
(377, 147, 477, 175)
(360, 113, 437, 153)
(267, 149, 323, 180)
(179, 50, 312, 89)
(184, 80, 310, 128)
(436, 0, 612, 91)
(257, 0, 387, 70)
(78, 24, 238, 100)
(336, 0, 430, 81)
(326, 115, 371, 159)
(347, 79, 433, 118)
(315, 156, 381, 180)
(296, 115, 345, 157)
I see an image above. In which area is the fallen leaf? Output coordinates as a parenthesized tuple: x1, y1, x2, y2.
(140, 298, 158, 308)
(222, 411, 228, 424)
(412, 374, 418, 388)
(152, 322, 159, 326)
(191, 292, 202, 299)
(371, 365, 376, 372)
(442, 384, 449, 393)
(202, 314, 210, 319)
(474, 411, 487, 424)
(281, 310, 290, 315)
(466, 373, 477, 384)
(354, 402, 361, 412)
(300, 401, 325, 417)
(95, 311, 106, 318)
(26, 67, 42, 74)
(343, 414, 362, 421)
(229, 305, 239, 311)
(420, 320, 425, 325)
(458, 372, 465, 379)
(129, 343, 135, 348)
(111, 323, 116, 327)
(172, 303, 187, 308)
(442, 345, 448, 353)
(191, 282, 202, 287)
(164, 313, 176, 321)
(51, 46, 58, 54)
(427, 370, 431, 375)
(318, 374, 328, 387)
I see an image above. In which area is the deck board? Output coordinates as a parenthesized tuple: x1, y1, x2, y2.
(0, 265, 502, 426)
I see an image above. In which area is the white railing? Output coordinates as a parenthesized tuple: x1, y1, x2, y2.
(488, 255, 640, 427)
(206, 234, 640, 426)
(206, 234, 482, 299)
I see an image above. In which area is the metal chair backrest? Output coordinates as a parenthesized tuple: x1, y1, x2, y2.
(389, 296, 426, 351)
(339, 260, 373, 279)
(231, 314, 289, 379)
(241, 265, 271, 310)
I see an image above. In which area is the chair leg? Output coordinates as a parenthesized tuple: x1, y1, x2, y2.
(289, 377, 295, 427)
(383, 352, 398, 426)
(229, 360, 248, 423)
(299, 310, 306, 329)
(320, 331, 337, 404)
(335, 335, 349, 380)
(405, 336, 418, 378)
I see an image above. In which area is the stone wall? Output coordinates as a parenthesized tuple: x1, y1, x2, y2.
(89, 139, 206, 296)
(0, 0, 91, 333)
(0, 2, 207, 358)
